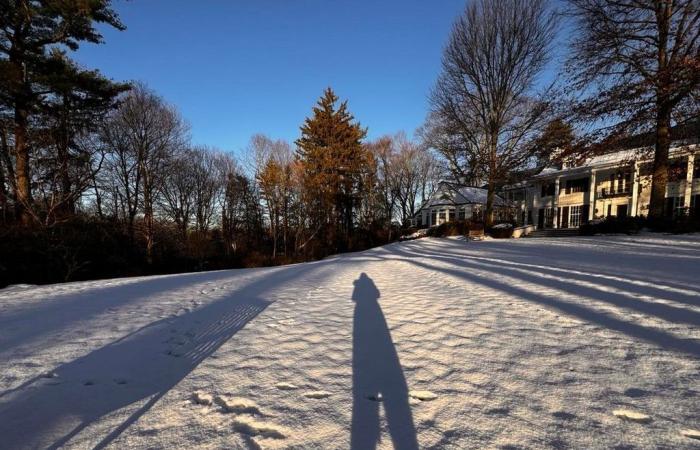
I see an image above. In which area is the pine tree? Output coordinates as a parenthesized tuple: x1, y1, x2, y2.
(295, 88, 368, 252)
(0, 0, 125, 225)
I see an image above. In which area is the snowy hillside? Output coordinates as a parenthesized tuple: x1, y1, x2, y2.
(1, 234, 699, 449)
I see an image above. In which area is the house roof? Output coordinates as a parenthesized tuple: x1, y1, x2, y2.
(532, 144, 698, 180)
(416, 181, 507, 215)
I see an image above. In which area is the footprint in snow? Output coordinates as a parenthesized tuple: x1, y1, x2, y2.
(409, 390, 438, 401)
(681, 429, 700, 440)
(191, 391, 214, 406)
(303, 391, 332, 399)
(612, 409, 652, 423)
(232, 416, 286, 439)
(214, 395, 261, 415)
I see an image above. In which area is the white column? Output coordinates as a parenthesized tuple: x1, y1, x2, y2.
(631, 162, 640, 216)
(588, 171, 597, 220)
(685, 154, 695, 209)
(553, 177, 561, 228)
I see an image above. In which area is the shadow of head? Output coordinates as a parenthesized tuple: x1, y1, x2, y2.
(352, 273, 380, 303)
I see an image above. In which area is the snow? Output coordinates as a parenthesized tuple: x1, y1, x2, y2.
(1, 234, 699, 449)
(613, 409, 653, 423)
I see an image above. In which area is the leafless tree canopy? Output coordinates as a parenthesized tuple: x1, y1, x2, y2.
(430, 0, 558, 225)
(565, 0, 700, 218)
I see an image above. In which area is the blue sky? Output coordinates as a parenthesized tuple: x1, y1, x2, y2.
(73, 0, 467, 154)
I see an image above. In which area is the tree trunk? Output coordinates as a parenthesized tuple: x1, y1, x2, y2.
(485, 138, 498, 227)
(485, 177, 496, 227)
(92, 175, 103, 218)
(144, 186, 154, 265)
(57, 98, 75, 219)
(0, 126, 9, 222)
(649, 103, 671, 219)
(0, 152, 6, 223)
(14, 103, 32, 225)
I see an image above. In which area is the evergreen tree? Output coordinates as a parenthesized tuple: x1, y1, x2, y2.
(295, 88, 368, 252)
(0, 0, 125, 225)
(37, 54, 128, 222)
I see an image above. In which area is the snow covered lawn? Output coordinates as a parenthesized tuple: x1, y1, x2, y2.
(1, 234, 699, 449)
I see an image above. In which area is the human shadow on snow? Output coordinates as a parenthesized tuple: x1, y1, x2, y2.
(0, 262, 328, 450)
(351, 272, 418, 450)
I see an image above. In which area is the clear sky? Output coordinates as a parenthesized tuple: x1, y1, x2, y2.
(73, 0, 467, 155)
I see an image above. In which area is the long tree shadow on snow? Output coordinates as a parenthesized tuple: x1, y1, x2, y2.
(389, 246, 700, 358)
(351, 273, 418, 450)
(0, 262, 327, 450)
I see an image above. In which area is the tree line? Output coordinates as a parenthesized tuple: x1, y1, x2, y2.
(2, 0, 698, 285)
(0, 0, 440, 285)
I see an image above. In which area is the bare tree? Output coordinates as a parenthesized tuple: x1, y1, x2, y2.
(365, 136, 398, 226)
(566, 0, 700, 218)
(430, 0, 557, 225)
(101, 84, 188, 262)
(159, 148, 196, 237)
(190, 146, 225, 233)
(248, 134, 297, 258)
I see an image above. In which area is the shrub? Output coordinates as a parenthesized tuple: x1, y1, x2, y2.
(426, 220, 481, 237)
(488, 223, 514, 239)
(580, 216, 645, 235)
(645, 214, 700, 234)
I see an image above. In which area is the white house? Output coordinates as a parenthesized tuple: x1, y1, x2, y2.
(412, 181, 510, 227)
(414, 143, 699, 230)
(504, 143, 699, 229)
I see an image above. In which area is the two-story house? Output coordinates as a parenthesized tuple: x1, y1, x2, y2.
(520, 144, 699, 229)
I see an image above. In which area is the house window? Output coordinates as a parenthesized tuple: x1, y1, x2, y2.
(439, 210, 446, 222)
(692, 194, 700, 218)
(430, 210, 437, 225)
(508, 189, 525, 202)
(543, 208, 554, 228)
(458, 207, 466, 220)
(616, 172, 631, 193)
(668, 158, 687, 182)
(665, 196, 686, 217)
(541, 183, 555, 197)
(570, 205, 582, 228)
(448, 209, 455, 222)
(565, 178, 589, 194)
(694, 160, 700, 179)
(415, 214, 422, 227)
